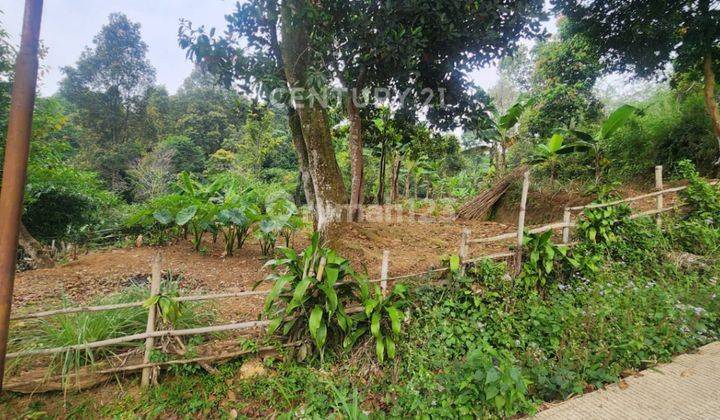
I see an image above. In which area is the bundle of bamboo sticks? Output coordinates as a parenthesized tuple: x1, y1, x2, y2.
(456, 165, 528, 220)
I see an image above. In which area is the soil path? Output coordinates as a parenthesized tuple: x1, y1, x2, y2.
(535, 342, 720, 419)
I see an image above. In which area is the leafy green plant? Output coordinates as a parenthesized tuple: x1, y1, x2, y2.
(280, 215, 305, 247)
(440, 344, 533, 418)
(261, 233, 358, 360)
(349, 281, 407, 363)
(521, 230, 577, 292)
(176, 202, 217, 252)
(568, 104, 640, 182)
(677, 159, 720, 222)
(255, 217, 281, 256)
(577, 204, 631, 246)
(527, 133, 576, 182)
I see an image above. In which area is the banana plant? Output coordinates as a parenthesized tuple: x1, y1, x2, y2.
(527, 133, 576, 182)
(566, 104, 640, 183)
(479, 97, 536, 170)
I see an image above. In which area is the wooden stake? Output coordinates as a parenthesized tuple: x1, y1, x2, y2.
(562, 207, 571, 244)
(380, 250, 389, 293)
(459, 228, 470, 275)
(655, 165, 663, 227)
(514, 171, 530, 276)
(141, 253, 162, 388)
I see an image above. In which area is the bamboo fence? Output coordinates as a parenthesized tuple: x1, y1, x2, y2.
(5, 166, 715, 390)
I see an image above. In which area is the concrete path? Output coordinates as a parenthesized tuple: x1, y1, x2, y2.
(535, 342, 720, 419)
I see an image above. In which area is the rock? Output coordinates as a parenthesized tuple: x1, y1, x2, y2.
(238, 359, 266, 379)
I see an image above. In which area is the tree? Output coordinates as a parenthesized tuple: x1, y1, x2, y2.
(179, 1, 319, 222)
(180, 0, 546, 231)
(479, 97, 536, 171)
(553, 0, 720, 158)
(59, 13, 156, 192)
(488, 45, 534, 114)
(169, 70, 250, 157)
(522, 22, 604, 139)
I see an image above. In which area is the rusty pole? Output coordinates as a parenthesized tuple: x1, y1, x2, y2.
(0, 0, 44, 391)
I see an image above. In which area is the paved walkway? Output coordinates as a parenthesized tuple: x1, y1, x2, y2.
(535, 342, 720, 419)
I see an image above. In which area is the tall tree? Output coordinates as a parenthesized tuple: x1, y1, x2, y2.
(59, 13, 156, 192)
(522, 23, 604, 139)
(180, 0, 546, 231)
(552, 0, 720, 158)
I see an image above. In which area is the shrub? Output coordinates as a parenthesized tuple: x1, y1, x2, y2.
(261, 233, 359, 360)
(676, 159, 720, 222)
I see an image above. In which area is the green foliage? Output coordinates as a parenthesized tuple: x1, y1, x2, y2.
(520, 230, 578, 291)
(438, 344, 533, 417)
(668, 219, 720, 256)
(577, 204, 632, 245)
(22, 98, 121, 241)
(677, 159, 720, 222)
(262, 234, 407, 363)
(59, 13, 157, 190)
(352, 282, 407, 363)
(527, 133, 576, 181)
(522, 27, 603, 139)
(9, 282, 214, 381)
(261, 233, 358, 360)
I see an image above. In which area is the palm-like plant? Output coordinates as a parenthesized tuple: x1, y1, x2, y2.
(567, 104, 640, 183)
(479, 97, 536, 170)
(527, 133, 576, 182)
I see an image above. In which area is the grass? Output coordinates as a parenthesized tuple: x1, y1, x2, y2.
(8, 280, 216, 380)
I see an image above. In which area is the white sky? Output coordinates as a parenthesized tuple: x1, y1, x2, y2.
(0, 0, 553, 97)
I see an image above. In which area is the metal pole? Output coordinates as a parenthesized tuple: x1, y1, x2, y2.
(0, 0, 44, 392)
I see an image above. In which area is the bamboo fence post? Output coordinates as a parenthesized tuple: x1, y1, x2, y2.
(459, 228, 469, 275)
(141, 253, 162, 388)
(380, 250, 389, 293)
(655, 165, 663, 227)
(514, 171, 530, 276)
(562, 207, 571, 244)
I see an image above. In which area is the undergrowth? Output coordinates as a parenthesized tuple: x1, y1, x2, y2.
(8, 280, 215, 380)
(5, 168, 720, 418)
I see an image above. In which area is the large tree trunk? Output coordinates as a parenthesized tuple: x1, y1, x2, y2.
(280, 0, 347, 232)
(377, 140, 386, 205)
(18, 222, 53, 268)
(288, 107, 316, 217)
(703, 53, 720, 160)
(390, 156, 401, 203)
(347, 98, 364, 221)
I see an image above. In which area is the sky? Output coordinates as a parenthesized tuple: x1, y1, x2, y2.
(0, 0, 549, 97)
(2, 0, 238, 96)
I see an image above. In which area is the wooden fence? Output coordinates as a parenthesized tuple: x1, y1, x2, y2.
(458, 166, 717, 269)
(6, 165, 714, 389)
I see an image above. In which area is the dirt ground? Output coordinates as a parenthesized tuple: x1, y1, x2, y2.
(10, 183, 685, 319)
(10, 207, 516, 321)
